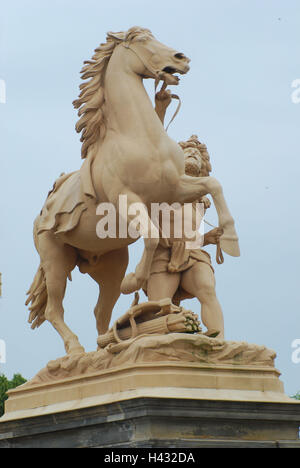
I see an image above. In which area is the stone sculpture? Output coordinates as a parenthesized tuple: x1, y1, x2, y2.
(3, 28, 296, 431)
(25, 26, 240, 355)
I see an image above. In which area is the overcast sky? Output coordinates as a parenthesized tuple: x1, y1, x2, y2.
(0, 0, 299, 397)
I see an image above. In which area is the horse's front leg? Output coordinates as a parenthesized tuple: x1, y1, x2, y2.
(175, 174, 240, 257)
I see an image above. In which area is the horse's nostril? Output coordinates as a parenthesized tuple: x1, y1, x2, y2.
(174, 53, 185, 60)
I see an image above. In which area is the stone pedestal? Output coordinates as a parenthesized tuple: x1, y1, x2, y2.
(0, 396, 300, 448)
(1, 335, 299, 448)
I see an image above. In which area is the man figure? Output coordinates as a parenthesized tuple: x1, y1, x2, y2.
(145, 91, 225, 338)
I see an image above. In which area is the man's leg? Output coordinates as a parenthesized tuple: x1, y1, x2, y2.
(181, 262, 224, 339)
(147, 271, 181, 301)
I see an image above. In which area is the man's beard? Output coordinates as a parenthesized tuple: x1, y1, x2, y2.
(185, 158, 201, 177)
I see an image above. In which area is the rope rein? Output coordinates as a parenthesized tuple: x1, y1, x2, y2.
(204, 220, 224, 265)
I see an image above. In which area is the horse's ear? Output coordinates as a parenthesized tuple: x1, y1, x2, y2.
(107, 31, 127, 42)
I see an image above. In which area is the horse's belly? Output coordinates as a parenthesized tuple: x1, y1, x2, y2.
(58, 207, 134, 253)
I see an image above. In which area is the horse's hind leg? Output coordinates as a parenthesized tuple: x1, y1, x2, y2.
(87, 247, 129, 336)
(118, 191, 159, 295)
(38, 232, 85, 355)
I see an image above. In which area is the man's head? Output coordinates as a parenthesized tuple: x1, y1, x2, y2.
(183, 146, 202, 176)
(179, 135, 212, 178)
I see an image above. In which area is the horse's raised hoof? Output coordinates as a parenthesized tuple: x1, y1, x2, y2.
(220, 236, 240, 257)
(121, 273, 139, 295)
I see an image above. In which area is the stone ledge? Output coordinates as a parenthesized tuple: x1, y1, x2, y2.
(0, 397, 300, 448)
(1, 360, 292, 421)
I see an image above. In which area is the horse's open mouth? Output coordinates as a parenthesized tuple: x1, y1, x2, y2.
(163, 66, 178, 75)
(161, 65, 188, 85)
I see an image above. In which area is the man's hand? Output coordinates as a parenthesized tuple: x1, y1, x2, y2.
(200, 196, 211, 210)
(155, 88, 172, 106)
(204, 227, 224, 246)
(155, 89, 172, 123)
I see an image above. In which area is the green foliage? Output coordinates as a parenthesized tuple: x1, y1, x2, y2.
(0, 373, 27, 417)
(292, 392, 300, 400)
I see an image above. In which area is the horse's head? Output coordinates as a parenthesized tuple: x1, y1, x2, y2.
(74, 27, 190, 159)
(109, 27, 190, 86)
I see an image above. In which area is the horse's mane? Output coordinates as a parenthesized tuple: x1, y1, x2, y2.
(73, 27, 153, 160)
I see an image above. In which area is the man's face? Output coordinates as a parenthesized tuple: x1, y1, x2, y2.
(184, 147, 202, 176)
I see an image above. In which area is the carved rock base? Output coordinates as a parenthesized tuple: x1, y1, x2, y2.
(1, 334, 297, 422)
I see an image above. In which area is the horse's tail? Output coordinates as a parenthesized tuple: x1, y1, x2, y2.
(25, 264, 47, 329)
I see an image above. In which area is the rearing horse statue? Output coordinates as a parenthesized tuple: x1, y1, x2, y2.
(26, 27, 240, 355)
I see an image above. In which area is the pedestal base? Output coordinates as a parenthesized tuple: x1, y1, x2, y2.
(1, 335, 299, 447)
(0, 396, 300, 448)
(0, 360, 294, 420)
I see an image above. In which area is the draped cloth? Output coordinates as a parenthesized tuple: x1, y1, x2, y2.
(37, 154, 96, 236)
(144, 238, 214, 305)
